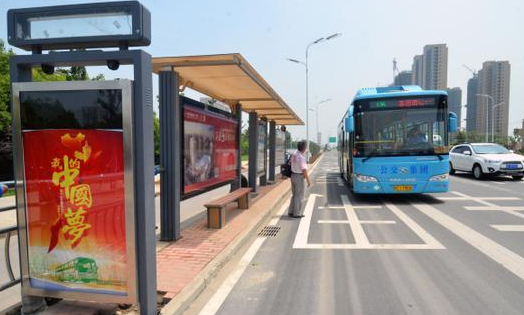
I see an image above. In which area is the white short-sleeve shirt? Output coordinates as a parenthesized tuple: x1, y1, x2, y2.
(291, 151, 307, 174)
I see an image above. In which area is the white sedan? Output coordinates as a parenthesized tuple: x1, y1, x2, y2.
(449, 143, 524, 180)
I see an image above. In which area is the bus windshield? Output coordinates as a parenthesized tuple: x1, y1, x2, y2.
(354, 107, 447, 157)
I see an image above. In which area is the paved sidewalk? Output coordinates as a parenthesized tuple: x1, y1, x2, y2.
(157, 177, 292, 314)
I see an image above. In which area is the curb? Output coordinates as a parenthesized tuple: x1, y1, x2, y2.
(160, 153, 324, 315)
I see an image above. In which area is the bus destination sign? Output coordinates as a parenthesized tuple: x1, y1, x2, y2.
(369, 98, 436, 109)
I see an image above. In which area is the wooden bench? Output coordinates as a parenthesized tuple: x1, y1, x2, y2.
(204, 188, 252, 229)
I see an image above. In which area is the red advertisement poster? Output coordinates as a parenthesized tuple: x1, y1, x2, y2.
(183, 107, 238, 195)
(22, 129, 129, 296)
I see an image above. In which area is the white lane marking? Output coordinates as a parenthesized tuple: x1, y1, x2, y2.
(300, 243, 439, 249)
(318, 206, 345, 209)
(383, 202, 444, 249)
(292, 194, 322, 248)
(465, 206, 524, 212)
(318, 205, 382, 210)
(198, 200, 289, 315)
(490, 225, 524, 232)
(490, 181, 506, 185)
(360, 220, 396, 224)
(438, 197, 521, 201)
(317, 220, 395, 224)
(411, 202, 524, 282)
(198, 237, 266, 315)
(452, 191, 524, 219)
(354, 205, 383, 209)
(341, 195, 370, 245)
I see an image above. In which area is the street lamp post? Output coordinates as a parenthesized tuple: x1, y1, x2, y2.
(311, 98, 331, 146)
(287, 32, 341, 160)
(476, 94, 494, 142)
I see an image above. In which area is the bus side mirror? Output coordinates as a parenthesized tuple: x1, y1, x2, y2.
(345, 116, 354, 133)
(448, 112, 457, 133)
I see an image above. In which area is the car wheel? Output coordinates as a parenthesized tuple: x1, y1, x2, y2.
(512, 175, 523, 180)
(449, 162, 456, 175)
(473, 164, 484, 180)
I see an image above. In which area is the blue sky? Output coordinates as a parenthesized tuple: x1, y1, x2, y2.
(2, 0, 524, 141)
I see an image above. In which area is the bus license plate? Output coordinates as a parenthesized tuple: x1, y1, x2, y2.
(393, 185, 413, 192)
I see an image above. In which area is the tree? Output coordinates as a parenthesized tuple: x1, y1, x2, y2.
(0, 40, 14, 133)
(0, 40, 105, 181)
(153, 111, 160, 164)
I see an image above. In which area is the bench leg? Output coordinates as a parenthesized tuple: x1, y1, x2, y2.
(207, 207, 225, 229)
(238, 194, 250, 210)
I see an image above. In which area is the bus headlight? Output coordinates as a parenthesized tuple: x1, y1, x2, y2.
(429, 174, 448, 182)
(354, 174, 378, 182)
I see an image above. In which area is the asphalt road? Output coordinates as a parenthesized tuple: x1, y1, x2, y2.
(191, 150, 524, 315)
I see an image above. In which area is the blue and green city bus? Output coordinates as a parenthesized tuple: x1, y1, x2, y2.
(338, 86, 457, 194)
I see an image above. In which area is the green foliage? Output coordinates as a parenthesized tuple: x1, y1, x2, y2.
(0, 40, 14, 133)
(153, 111, 160, 164)
(240, 128, 249, 157)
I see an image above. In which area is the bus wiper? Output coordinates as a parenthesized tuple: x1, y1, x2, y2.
(362, 151, 379, 163)
(412, 149, 444, 160)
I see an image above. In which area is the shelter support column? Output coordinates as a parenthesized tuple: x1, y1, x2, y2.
(231, 103, 242, 191)
(248, 111, 258, 193)
(268, 121, 276, 182)
(159, 69, 181, 242)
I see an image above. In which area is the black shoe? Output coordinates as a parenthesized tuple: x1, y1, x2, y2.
(292, 215, 305, 218)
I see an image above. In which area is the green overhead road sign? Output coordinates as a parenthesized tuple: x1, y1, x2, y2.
(329, 136, 336, 143)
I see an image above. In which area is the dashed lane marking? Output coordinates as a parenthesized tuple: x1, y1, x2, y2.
(490, 225, 524, 232)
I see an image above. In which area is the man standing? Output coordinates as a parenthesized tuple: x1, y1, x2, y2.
(288, 141, 311, 218)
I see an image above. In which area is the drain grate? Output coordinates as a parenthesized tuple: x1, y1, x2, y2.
(259, 225, 281, 237)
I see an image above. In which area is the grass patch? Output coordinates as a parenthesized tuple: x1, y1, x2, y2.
(241, 154, 248, 162)
(1, 189, 15, 198)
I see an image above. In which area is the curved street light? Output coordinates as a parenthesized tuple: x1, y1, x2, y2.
(287, 32, 342, 159)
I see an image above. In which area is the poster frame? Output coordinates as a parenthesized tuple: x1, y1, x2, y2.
(11, 80, 138, 304)
(180, 96, 239, 200)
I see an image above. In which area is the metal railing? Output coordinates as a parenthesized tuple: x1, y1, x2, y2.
(0, 204, 21, 292)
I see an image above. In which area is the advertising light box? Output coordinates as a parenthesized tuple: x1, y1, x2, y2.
(12, 81, 137, 303)
(182, 102, 238, 197)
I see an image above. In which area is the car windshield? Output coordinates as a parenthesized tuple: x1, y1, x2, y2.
(354, 107, 447, 157)
(472, 144, 509, 154)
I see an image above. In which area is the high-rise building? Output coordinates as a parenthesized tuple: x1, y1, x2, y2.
(394, 70, 412, 86)
(446, 87, 462, 129)
(477, 61, 511, 138)
(465, 74, 479, 132)
(411, 55, 423, 87)
(422, 44, 448, 90)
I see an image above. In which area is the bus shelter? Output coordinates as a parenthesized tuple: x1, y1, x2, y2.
(152, 53, 303, 241)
